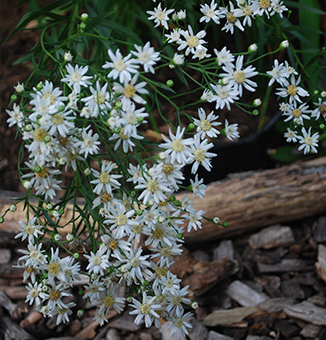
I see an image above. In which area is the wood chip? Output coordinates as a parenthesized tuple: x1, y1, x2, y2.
(280, 278, 305, 299)
(213, 240, 234, 261)
(257, 259, 315, 273)
(314, 216, 326, 243)
(284, 301, 326, 326)
(226, 280, 269, 307)
(258, 297, 295, 313)
(249, 225, 295, 250)
(316, 244, 326, 282)
(300, 324, 322, 338)
(203, 306, 260, 327)
(188, 317, 208, 340)
(109, 310, 143, 332)
(0, 248, 11, 264)
(207, 330, 234, 340)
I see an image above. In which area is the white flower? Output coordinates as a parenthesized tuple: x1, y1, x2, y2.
(113, 73, 148, 106)
(214, 47, 235, 67)
(201, 89, 215, 102)
(188, 135, 217, 174)
(61, 64, 92, 94)
(248, 43, 258, 53)
(276, 75, 309, 105)
(119, 102, 148, 137)
(190, 175, 206, 199)
(159, 126, 193, 165)
(129, 292, 161, 328)
(147, 3, 174, 30)
(282, 102, 311, 122)
(170, 53, 185, 68)
(222, 2, 244, 34)
(168, 309, 193, 338)
(103, 49, 139, 83)
(132, 42, 161, 74)
(6, 103, 24, 127)
(284, 128, 299, 143)
(233, 3, 255, 27)
(267, 59, 288, 86)
(297, 127, 319, 154)
(271, 0, 288, 17)
(183, 207, 205, 232)
(81, 81, 113, 117)
(177, 25, 206, 56)
(48, 109, 76, 137)
(193, 107, 221, 139)
(280, 39, 289, 49)
(177, 9, 186, 20)
(224, 119, 240, 140)
(165, 29, 181, 43)
(192, 46, 211, 60)
(84, 244, 110, 275)
(311, 98, 326, 120)
(75, 126, 100, 158)
(91, 161, 122, 195)
(200, 0, 223, 24)
(25, 282, 43, 306)
(221, 55, 258, 97)
(249, 0, 273, 18)
(211, 83, 239, 110)
(64, 51, 73, 62)
(14, 82, 24, 93)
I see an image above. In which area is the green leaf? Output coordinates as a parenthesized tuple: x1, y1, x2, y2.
(286, 0, 326, 15)
(269, 145, 305, 163)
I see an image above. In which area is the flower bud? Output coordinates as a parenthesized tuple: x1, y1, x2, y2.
(188, 123, 195, 130)
(136, 209, 143, 216)
(115, 101, 122, 109)
(77, 310, 84, 318)
(14, 82, 24, 93)
(81, 13, 89, 22)
(35, 166, 41, 173)
(166, 79, 174, 87)
(252, 109, 259, 116)
(248, 43, 258, 53)
(321, 91, 326, 98)
(64, 51, 73, 62)
(44, 135, 51, 143)
(79, 22, 87, 31)
(0, 217, 4, 223)
(9, 205, 17, 212)
(10, 94, 17, 102)
(280, 40, 289, 49)
(54, 234, 62, 241)
(73, 252, 80, 259)
(191, 301, 199, 309)
(221, 77, 230, 86)
(84, 168, 91, 176)
(320, 124, 325, 129)
(36, 82, 43, 91)
(24, 124, 33, 132)
(177, 233, 183, 239)
(213, 217, 220, 224)
(253, 98, 262, 107)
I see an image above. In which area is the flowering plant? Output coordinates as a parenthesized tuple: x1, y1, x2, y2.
(3, 0, 326, 337)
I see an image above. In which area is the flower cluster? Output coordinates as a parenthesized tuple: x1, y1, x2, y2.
(5, 0, 325, 337)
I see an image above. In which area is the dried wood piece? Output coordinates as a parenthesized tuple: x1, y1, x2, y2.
(188, 317, 208, 340)
(284, 301, 326, 326)
(213, 240, 234, 261)
(258, 297, 295, 313)
(226, 280, 269, 307)
(316, 244, 326, 283)
(257, 259, 315, 273)
(248, 225, 295, 250)
(20, 310, 43, 328)
(44, 338, 86, 340)
(0, 285, 28, 300)
(0, 248, 11, 264)
(246, 248, 287, 265)
(314, 216, 326, 243)
(280, 279, 305, 299)
(274, 319, 300, 338)
(0, 289, 23, 319)
(207, 330, 234, 340)
(300, 324, 322, 338)
(203, 306, 260, 327)
(109, 310, 143, 331)
(106, 328, 121, 340)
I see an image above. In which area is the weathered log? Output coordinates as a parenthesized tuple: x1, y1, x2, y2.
(1, 157, 326, 244)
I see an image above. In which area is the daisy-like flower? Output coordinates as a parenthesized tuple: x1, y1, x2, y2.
(224, 119, 240, 140)
(81, 81, 113, 117)
(119, 103, 148, 137)
(132, 42, 161, 74)
(282, 102, 311, 122)
(91, 161, 122, 195)
(267, 59, 288, 86)
(177, 25, 207, 56)
(188, 135, 217, 174)
(109, 126, 142, 153)
(129, 292, 161, 328)
(61, 64, 92, 94)
(159, 271, 181, 296)
(18, 242, 47, 268)
(271, 0, 288, 17)
(168, 309, 193, 338)
(103, 49, 139, 84)
(32, 80, 67, 107)
(210, 83, 239, 110)
(83, 278, 105, 303)
(41, 283, 73, 312)
(190, 175, 206, 199)
(165, 285, 191, 315)
(311, 98, 326, 120)
(101, 234, 131, 258)
(200, 0, 224, 24)
(222, 2, 244, 34)
(113, 73, 149, 106)
(25, 282, 43, 306)
(159, 126, 193, 165)
(214, 47, 235, 68)
(170, 53, 185, 68)
(97, 287, 126, 315)
(284, 128, 299, 143)
(93, 310, 108, 326)
(165, 29, 181, 43)
(221, 55, 258, 97)
(192, 46, 211, 60)
(104, 202, 136, 238)
(151, 243, 183, 267)
(48, 108, 76, 137)
(201, 89, 215, 102)
(15, 217, 43, 243)
(84, 244, 110, 275)
(75, 126, 100, 158)
(297, 127, 319, 154)
(6, 103, 24, 127)
(29, 96, 58, 121)
(45, 248, 71, 285)
(54, 302, 76, 325)
(183, 207, 205, 232)
(249, 0, 273, 18)
(233, 1, 255, 27)
(146, 3, 174, 30)
(284, 61, 298, 77)
(193, 108, 221, 139)
(276, 75, 309, 105)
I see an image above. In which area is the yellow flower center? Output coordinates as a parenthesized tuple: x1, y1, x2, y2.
(51, 113, 64, 125)
(130, 257, 140, 267)
(99, 172, 110, 184)
(49, 290, 60, 301)
(219, 89, 229, 99)
(92, 256, 102, 265)
(160, 247, 172, 257)
(287, 84, 297, 96)
(147, 179, 159, 193)
(102, 295, 115, 308)
(30, 288, 39, 298)
(226, 13, 237, 24)
(71, 73, 82, 83)
(115, 214, 127, 226)
(234, 71, 246, 84)
(84, 138, 94, 147)
(25, 225, 34, 235)
(319, 104, 326, 115)
(152, 226, 164, 239)
(171, 140, 183, 152)
(123, 85, 137, 98)
(35, 167, 48, 178)
(119, 127, 128, 140)
(162, 164, 174, 175)
(206, 9, 215, 18)
(187, 36, 199, 48)
(43, 92, 56, 105)
(30, 250, 38, 258)
(164, 279, 173, 288)
(114, 60, 126, 72)
(199, 120, 211, 131)
(174, 317, 184, 328)
(101, 192, 111, 203)
(48, 262, 61, 275)
(243, 6, 252, 15)
(260, 0, 271, 8)
(304, 136, 313, 146)
(132, 224, 143, 234)
(34, 128, 47, 142)
(156, 11, 165, 21)
(139, 52, 150, 63)
(194, 148, 206, 162)
(172, 295, 182, 305)
(140, 303, 151, 314)
(59, 136, 69, 146)
(292, 108, 301, 118)
(156, 266, 168, 278)
(38, 105, 49, 115)
(94, 92, 105, 105)
(125, 112, 136, 124)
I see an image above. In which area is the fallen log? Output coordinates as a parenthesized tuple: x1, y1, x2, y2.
(1, 157, 326, 244)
